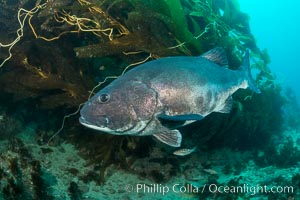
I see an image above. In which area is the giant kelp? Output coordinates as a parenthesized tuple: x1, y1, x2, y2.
(0, 0, 269, 108)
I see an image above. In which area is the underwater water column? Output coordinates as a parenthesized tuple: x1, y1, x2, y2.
(239, 0, 300, 101)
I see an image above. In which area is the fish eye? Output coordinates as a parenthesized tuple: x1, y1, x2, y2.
(98, 93, 110, 103)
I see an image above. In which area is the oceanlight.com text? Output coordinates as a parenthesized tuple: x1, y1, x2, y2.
(206, 183, 294, 196)
(123, 183, 294, 196)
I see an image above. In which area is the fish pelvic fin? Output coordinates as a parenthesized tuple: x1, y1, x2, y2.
(153, 130, 182, 147)
(240, 49, 261, 93)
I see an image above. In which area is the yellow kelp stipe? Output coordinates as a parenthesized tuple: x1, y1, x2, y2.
(0, 2, 47, 68)
(0, 0, 129, 68)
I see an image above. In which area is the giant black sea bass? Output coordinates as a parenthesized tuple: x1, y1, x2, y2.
(79, 48, 260, 147)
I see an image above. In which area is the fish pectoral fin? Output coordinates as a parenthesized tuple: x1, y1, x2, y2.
(158, 114, 204, 121)
(153, 130, 182, 147)
(218, 96, 233, 113)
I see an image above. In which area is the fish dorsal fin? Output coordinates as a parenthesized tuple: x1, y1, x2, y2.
(201, 47, 228, 67)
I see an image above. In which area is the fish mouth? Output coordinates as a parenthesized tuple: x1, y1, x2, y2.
(79, 116, 115, 134)
(79, 116, 143, 135)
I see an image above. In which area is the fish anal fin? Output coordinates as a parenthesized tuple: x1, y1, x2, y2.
(153, 130, 182, 147)
(201, 47, 228, 67)
(219, 96, 233, 113)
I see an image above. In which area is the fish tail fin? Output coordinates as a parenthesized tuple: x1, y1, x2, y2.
(240, 49, 261, 93)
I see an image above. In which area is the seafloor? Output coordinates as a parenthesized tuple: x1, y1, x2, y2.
(0, 112, 299, 199)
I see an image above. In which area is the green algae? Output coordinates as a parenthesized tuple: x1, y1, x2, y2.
(140, 0, 204, 53)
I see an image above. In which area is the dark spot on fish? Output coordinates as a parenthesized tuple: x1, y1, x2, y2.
(210, 102, 217, 111)
(205, 91, 217, 111)
(170, 100, 190, 114)
(198, 91, 213, 114)
(206, 91, 212, 103)
(196, 96, 204, 107)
